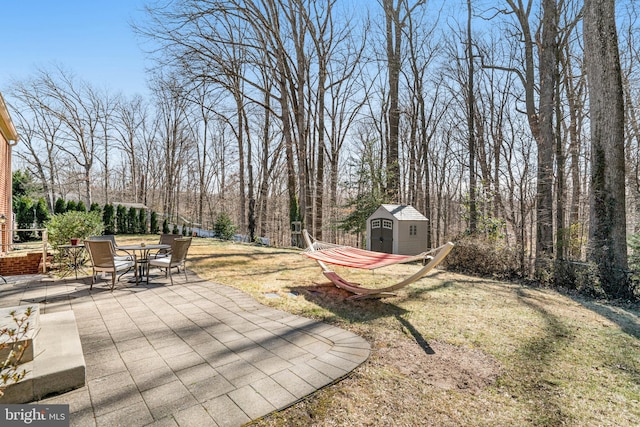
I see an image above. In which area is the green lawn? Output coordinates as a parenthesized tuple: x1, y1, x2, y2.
(130, 236, 640, 426)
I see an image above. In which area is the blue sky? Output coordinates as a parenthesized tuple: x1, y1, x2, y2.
(1, 0, 150, 96)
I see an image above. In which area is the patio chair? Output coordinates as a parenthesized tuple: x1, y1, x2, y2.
(85, 239, 137, 290)
(147, 237, 191, 285)
(151, 233, 182, 259)
(89, 234, 117, 245)
(88, 235, 133, 261)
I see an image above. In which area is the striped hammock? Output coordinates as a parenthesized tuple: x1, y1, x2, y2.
(302, 241, 433, 270)
(301, 230, 455, 299)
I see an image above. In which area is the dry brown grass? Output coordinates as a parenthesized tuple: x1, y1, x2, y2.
(128, 236, 640, 426)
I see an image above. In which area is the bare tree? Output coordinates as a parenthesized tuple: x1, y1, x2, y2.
(9, 80, 63, 211)
(254, 69, 284, 239)
(536, 0, 558, 263)
(466, 0, 478, 234)
(476, 31, 519, 223)
(322, 19, 369, 241)
(484, 1, 558, 266)
(402, 3, 442, 246)
(191, 83, 218, 229)
(584, 0, 630, 298)
(381, 0, 408, 201)
(96, 91, 117, 205)
(35, 67, 103, 206)
(113, 95, 148, 204)
(302, 0, 366, 239)
(556, 1, 587, 260)
(152, 73, 193, 222)
(619, 2, 640, 237)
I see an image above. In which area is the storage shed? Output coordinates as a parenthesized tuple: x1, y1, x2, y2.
(366, 204, 429, 255)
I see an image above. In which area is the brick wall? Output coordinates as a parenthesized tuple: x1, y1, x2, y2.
(0, 253, 44, 276)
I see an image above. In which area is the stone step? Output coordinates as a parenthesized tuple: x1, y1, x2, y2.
(0, 305, 40, 364)
(0, 310, 85, 403)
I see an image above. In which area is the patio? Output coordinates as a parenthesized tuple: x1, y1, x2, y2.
(0, 271, 370, 426)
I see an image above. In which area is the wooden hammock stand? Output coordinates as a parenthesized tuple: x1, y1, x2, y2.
(302, 229, 454, 299)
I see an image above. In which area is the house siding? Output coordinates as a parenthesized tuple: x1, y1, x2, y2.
(0, 92, 19, 255)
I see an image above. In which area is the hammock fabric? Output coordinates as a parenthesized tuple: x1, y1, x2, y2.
(303, 245, 428, 270)
(302, 230, 454, 299)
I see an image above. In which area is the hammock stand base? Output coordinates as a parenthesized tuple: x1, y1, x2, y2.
(322, 272, 399, 300)
(303, 230, 454, 299)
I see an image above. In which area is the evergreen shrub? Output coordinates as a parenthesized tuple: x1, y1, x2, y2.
(214, 213, 236, 241)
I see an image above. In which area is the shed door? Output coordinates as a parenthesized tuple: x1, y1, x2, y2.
(370, 218, 393, 253)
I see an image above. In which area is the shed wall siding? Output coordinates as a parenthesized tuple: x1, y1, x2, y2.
(397, 221, 428, 255)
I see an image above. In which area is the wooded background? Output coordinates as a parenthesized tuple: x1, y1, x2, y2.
(5, 0, 638, 298)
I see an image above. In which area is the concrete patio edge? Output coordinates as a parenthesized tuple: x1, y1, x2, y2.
(0, 271, 371, 427)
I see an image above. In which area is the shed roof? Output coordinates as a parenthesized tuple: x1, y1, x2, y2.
(380, 204, 428, 221)
(113, 202, 149, 210)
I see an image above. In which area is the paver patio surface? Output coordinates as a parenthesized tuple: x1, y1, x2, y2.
(0, 271, 370, 426)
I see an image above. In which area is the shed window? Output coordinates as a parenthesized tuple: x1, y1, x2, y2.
(371, 219, 381, 228)
(383, 220, 393, 230)
(409, 225, 417, 236)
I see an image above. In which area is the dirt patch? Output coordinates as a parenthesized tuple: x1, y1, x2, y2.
(374, 336, 502, 393)
(299, 281, 502, 393)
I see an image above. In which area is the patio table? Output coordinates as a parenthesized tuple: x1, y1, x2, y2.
(59, 244, 87, 279)
(116, 243, 170, 282)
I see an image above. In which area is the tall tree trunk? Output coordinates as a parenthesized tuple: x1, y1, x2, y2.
(467, 0, 477, 234)
(564, 43, 585, 259)
(198, 99, 208, 228)
(501, 0, 555, 268)
(243, 106, 255, 242)
(279, 77, 299, 238)
(235, 94, 246, 234)
(103, 124, 110, 204)
(536, 0, 557, 264)
(555, 80, 566, 260)
(384, 0, 401, 201)
(258, 86, 273, 238)
(584, 0, 630, 298)
(315, 64, 326, 240)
